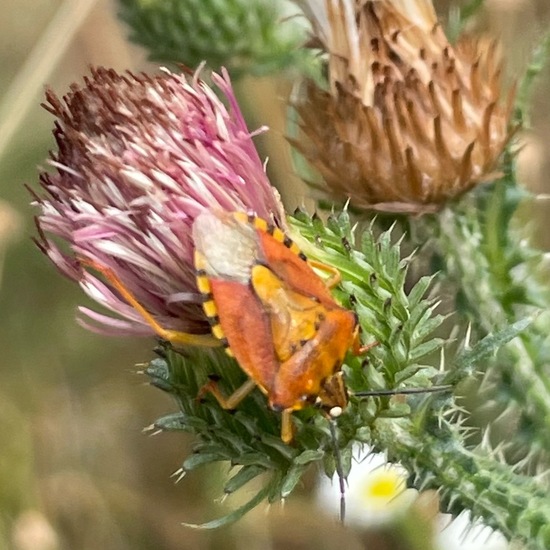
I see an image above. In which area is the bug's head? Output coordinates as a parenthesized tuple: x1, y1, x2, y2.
(268, 370, 348, 414)
(316, 371, 348, 411)
(269, 392, 310, 413)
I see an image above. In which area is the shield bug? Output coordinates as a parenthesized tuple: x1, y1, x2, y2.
(191, 210, 368, 443)
(79, 212, 451, 523)
(79, 209, 370, 443)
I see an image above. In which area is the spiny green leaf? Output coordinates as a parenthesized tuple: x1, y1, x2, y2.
(410, 312, 445, 344)
(408, 275, 436, 309)
(454, 316, 536, 378)
(408, 338, 445, 363)
(183, 453, 225, 471)
(378, 402, 410, 418)
(232, 452, 276, 469)
(258, 435, 298, 461)
(280, 463, 309, 497)
(363, 363, 387, 390)
(224, 465, 266, 494)
(394, 365, 424, 386)
(153, 412, 187, 431)
(182, 484, 271, 529)
(294, 449, 325, 465)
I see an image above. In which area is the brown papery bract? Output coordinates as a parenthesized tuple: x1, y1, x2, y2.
(294, 0, 515, 213)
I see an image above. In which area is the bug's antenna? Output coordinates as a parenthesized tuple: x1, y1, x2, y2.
(354, 384, 452, 397)
(328, 414, 346, 524)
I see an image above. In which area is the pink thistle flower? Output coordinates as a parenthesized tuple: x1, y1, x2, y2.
(32, 66, 285, 338)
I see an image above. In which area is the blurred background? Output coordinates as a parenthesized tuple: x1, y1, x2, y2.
(0, 0, 549, 548)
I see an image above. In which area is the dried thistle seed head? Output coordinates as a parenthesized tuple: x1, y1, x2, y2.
(33, 67, 285, 337)
(293, 0, 515, 214)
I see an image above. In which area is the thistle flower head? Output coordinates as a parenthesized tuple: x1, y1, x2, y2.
(33, 67, 285, 337)
(293, 0, 515, 213)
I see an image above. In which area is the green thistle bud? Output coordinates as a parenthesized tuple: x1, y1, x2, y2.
(118, 0, 305, 75)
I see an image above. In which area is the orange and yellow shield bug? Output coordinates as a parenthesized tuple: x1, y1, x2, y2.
(80, 210, 370, 443)
(192, 210, 369, 442)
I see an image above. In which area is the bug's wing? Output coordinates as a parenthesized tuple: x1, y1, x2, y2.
(210, 278, 279, 393)
(250, 264, 329, 363)
(192, 210, 259, 283)
(256, 230, 338, 308)
(193, 210, 280, 395)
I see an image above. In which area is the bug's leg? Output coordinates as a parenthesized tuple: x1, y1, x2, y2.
(351, 325, 379, 355)
(79, 258, 219, 348)
(198, 377, 257, 409)
(280, 409, 295, 444)
(355, 339, 379, 355)
(307, 259, 341, 289)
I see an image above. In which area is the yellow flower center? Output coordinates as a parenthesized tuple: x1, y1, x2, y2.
(361, 469, 405, 508)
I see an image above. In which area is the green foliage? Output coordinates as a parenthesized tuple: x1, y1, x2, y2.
(379, 414, 550, 550)
(413, 158, 550, 458)
(144, 211, 450, 527)
(117, 0, 306, 76)
(144, 212, 550, 547)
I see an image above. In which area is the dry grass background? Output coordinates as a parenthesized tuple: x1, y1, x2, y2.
(0, 1, 548, 548)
